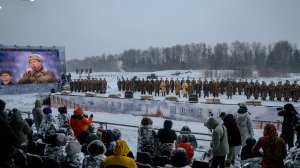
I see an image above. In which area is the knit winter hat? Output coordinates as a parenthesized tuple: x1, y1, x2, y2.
(65, 140, 82, 156)
(0, 99, 6, 111)
(87, 140, 107, 156)
(43, 107, 52, 115)
(58, 106, 67, 114)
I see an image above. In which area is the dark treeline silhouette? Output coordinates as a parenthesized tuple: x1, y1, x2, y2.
(66, 40, 300, 76)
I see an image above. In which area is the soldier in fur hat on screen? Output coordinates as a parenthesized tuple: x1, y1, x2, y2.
(18, 54, 57, 84)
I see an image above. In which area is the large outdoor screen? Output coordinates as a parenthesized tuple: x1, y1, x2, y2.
(0, 46, 65, 94)
(0, 49, 61, 84)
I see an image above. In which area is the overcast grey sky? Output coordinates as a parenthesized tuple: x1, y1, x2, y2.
(0, 0, 300, 60)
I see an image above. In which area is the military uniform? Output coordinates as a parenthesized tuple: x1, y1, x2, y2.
(18, 54, 57, 84)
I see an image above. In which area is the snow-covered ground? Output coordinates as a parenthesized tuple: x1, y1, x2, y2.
(2, 70, 300, 164)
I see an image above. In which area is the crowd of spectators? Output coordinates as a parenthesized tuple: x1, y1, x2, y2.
(1, 97, 300, 168)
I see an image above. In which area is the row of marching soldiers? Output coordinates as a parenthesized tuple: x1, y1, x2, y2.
(69, 78, 108, 93)
(117, 77, 300, 101)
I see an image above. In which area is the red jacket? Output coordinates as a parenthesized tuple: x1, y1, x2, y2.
(70, 108, 93, 136)
(176, 142, 194, 164)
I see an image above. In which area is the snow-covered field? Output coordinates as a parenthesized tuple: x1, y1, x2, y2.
(2, 70, 300, 161)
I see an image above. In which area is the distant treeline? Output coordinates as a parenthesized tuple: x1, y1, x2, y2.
(66, 40, 300, 76)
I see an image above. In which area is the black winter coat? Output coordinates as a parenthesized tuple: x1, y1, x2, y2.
(157, 120, 177, 143)
(223, 114, 242, 147)
(278, 110, 298, 144)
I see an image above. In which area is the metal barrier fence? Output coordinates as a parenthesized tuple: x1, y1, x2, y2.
(22, 111, 283, 142)
(22, 111, 211, 142)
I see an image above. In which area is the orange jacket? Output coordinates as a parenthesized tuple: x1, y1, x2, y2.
(70, 108, 93, 136)
(176, 143, 194, 164)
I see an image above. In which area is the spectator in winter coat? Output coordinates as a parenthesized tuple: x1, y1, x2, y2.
(205, 117, 229, 168)
(252, 123, 287, 168)
(70, 108, 93, 137)
(83, 140, 106, 168)
(157, 119, 177, 157)
(32, 100, 44, 132)
(241, 137, 262, 160)
(81, 133, 101, 155)
(176, 125, 197, 150)
(294, 124, 300, 148)
(65, 140, 85, 168)
(176, 134, 194, 165)
(235, 103, 254, 146)
(101, 129, 117, 157)
(101, 140, 138, 168)
(278, 103, 299, 149)
(137, 117, 157, 157)
(0, 116, 17, 168)
(10, 109, 32, 150)
(0, 99, 8, 122)
(165, 148, 191, 168)
(220, 112, 242, 166)
(58, 106, 74, 136)
(44, 133, 68, 162)
(38, 107, 59, 135)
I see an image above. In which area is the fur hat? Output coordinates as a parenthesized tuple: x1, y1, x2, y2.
(58, 106, 67, 114)
(65, 140, 81, 156)
(28, 54, 42, 62)
(238, 102, 247, 109)
(87, 140, 107, 156)
(43, 107, 52, 115)
(0, 99, 6, 111)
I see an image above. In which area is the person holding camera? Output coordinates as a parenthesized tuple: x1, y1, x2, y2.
(278, 103, 299, 149)
(70, 107, 93, 137)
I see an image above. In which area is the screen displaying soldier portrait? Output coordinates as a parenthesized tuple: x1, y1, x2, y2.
(0, 49, 61, 84)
